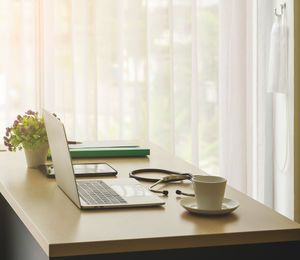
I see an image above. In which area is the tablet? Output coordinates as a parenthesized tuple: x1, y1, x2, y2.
(40, 163, 118, 178)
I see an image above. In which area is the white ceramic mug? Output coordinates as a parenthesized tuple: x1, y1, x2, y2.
(192, 175, 227, 210)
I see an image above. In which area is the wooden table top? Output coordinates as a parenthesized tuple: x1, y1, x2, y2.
(0, 143, 299, 257)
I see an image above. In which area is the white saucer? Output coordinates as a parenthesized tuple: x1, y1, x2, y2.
(180, 197, 239, 215)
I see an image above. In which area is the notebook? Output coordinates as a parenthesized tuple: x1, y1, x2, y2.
(68, 140, 150, 158)
(43, 109, 165, 209)
(46, 141, 150, 159)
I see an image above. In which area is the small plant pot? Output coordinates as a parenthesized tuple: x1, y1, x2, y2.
(24, 144, 49, 168)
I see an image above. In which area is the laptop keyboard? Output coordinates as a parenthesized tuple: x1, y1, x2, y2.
(77, 180, 127, 205)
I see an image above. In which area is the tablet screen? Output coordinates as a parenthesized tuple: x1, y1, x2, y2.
(40, 163, 118, 178)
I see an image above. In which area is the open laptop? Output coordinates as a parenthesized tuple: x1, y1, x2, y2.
(43, 109, 165, 209)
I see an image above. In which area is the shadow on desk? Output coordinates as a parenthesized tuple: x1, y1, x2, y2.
(1, 193, 299, 260)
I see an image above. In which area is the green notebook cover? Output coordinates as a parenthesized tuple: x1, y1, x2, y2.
(69, 146, 150, 158)
(47, 141, 150, 159)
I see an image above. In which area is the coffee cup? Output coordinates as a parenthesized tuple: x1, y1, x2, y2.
(192, 175, 227, 210)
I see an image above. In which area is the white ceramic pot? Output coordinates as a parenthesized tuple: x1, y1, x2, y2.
(24, 144, 49, 168)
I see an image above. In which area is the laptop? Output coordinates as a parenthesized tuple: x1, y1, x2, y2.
(43, 109, 165, 209)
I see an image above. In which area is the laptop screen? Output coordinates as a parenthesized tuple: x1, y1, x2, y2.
(43, 109, 81, 208)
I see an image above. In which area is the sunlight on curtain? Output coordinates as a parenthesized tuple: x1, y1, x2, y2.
(219, 0, 248, 195)
(43, 0, 218, 173)
(255, 0, 294, 219)
(0, 0, 219, 174)
(0, 0, 38, 132)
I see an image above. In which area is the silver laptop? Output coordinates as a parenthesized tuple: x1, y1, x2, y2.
(43, 109, 165, 209)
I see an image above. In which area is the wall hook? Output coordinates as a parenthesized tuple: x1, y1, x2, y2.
(274, 3, 286, 17)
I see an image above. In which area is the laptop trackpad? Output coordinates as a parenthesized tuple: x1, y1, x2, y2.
(110, 183, 153, 197)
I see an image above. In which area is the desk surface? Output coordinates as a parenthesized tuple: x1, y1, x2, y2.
(0, 143, 299, 257)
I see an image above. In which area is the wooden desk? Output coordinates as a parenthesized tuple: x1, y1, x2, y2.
(0, 143, 299, 260)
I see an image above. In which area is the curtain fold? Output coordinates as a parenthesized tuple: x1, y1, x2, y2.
(219, 0, 247, 192)
(256, 0, 274, 207)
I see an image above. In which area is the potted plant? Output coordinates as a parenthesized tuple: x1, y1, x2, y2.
(3, 110, 49, 168)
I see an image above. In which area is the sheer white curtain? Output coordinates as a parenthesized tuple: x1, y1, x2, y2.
(0, 0, 38, 129)
(219, 0, 294, 219)
(219, 0, 248, 193)
(253, 0, 294, 219)
(0, 0, 219, 174)
(271, 0, 294, 219)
